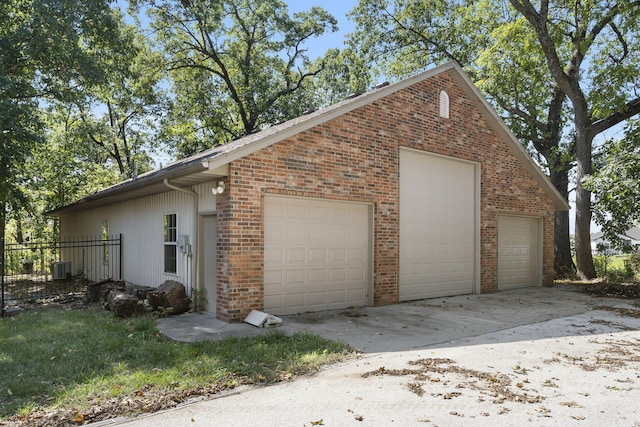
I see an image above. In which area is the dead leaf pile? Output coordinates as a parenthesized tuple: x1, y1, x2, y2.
(548, 338, 640, 372)
(582, 282, 640, 299)
(594, 306, 640, 319)
(362, 358, 544, 405)
(5, 383, 233, 427)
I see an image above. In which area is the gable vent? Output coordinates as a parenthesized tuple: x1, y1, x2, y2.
(439, 90, 450, 119)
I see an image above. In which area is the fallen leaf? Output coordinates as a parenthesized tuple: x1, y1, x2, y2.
(536, 406, 551, 415)
(311, 420, 324, 426)
(444, 392, 462, 399)
(74, 412, 84, 423)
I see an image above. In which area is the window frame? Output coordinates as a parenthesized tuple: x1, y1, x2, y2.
(163, 213, 178, 274)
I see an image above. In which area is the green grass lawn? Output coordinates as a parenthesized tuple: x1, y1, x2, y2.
(604, 255, 627, 270)
(0, 306, 354, 424)
(593, 254, 638, 280)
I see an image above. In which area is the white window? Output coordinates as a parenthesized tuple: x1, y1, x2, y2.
(439, 90, 450, 119)
(164, 213, 177, 274)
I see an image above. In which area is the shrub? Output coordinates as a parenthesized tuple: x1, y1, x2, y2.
(594, 254, 637, 283)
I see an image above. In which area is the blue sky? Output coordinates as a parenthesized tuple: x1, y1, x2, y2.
(287, 1, 358, 58)
(128, 0, 596, 234)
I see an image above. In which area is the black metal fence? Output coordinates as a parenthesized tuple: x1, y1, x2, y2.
(1, 235, 122, 316)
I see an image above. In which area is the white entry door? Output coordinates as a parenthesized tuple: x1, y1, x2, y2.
(264, 196, 371, 315)
(399, 149, 478, 301)
(202, 215, 217, 313)
(498, 215, 540, 289)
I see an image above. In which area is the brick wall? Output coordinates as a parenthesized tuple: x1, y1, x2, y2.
(215, 69, 556, 321)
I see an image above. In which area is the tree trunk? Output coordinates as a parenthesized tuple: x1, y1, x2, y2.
(555, 211, 573, 273)
(148, 280, 191, 315)
(549, 167, 574, 276)
(574, 117, 597, 279)
(15, 218, 24, 244)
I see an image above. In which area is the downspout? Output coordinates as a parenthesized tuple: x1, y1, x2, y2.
(163, 179, 199, 301)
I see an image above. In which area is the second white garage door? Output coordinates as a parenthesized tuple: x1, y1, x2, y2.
(264, 196, 371, 315)
(498, 215, 540, 289)
(399, 149, 478, 301)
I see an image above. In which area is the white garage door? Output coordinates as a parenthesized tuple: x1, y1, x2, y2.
(498, 215, 540, 289)
(399, 149, 477, 301)
(264, 196, 370, 315)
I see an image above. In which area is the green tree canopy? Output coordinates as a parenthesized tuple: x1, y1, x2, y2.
(303, 48, 371, 109)
(586, 121, 640, 240)
(348, 0, 575, 274)
(69, 22, 167, 178)
(1, 0, 125, 244)
(509, 0, 640, 278)
(134, 0, 339, 157)
(349, 0, 640, 278)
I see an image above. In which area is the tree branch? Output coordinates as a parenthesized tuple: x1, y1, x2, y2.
(384, 7, 461, 64)
(591, 97, 640, 135)
(607, 22, 629, 63)
(508, 0, 581, 102)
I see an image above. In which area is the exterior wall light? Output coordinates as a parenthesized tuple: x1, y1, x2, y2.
(211, 181, 225, 195)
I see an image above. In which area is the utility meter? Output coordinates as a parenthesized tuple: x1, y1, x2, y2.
(177, 235, 189, 254)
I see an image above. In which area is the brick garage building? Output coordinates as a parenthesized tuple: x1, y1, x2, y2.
(49, 62, 568, 322)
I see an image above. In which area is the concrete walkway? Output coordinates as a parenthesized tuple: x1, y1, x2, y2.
(100, 287, 640, 426)
(157, 286, 624, 353)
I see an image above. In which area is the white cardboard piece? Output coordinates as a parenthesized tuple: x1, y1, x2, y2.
(244, 309, 282, 328)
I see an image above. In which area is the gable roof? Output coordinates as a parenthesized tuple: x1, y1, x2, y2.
(592, 227, 640, 242)
(47, 62, 569, 216)
(626, 227, 640, 240)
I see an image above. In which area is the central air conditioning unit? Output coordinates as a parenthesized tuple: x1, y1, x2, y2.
(53, 261, 71, 280)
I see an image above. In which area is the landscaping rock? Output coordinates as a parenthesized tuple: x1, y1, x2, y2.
(148, 280, 191, 315)
(100, 280, 126, 302)
(107, 290, 145, 317)
(125, 282, 156, 300)
(87, 279, 118, 303)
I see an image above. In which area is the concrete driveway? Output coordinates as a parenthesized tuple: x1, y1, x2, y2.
(104, 287, 640, 427)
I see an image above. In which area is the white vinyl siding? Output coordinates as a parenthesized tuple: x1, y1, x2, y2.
(59, 180, 220, 292)
(194, 181, 217, 213)
(399, 149, 478, 301)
